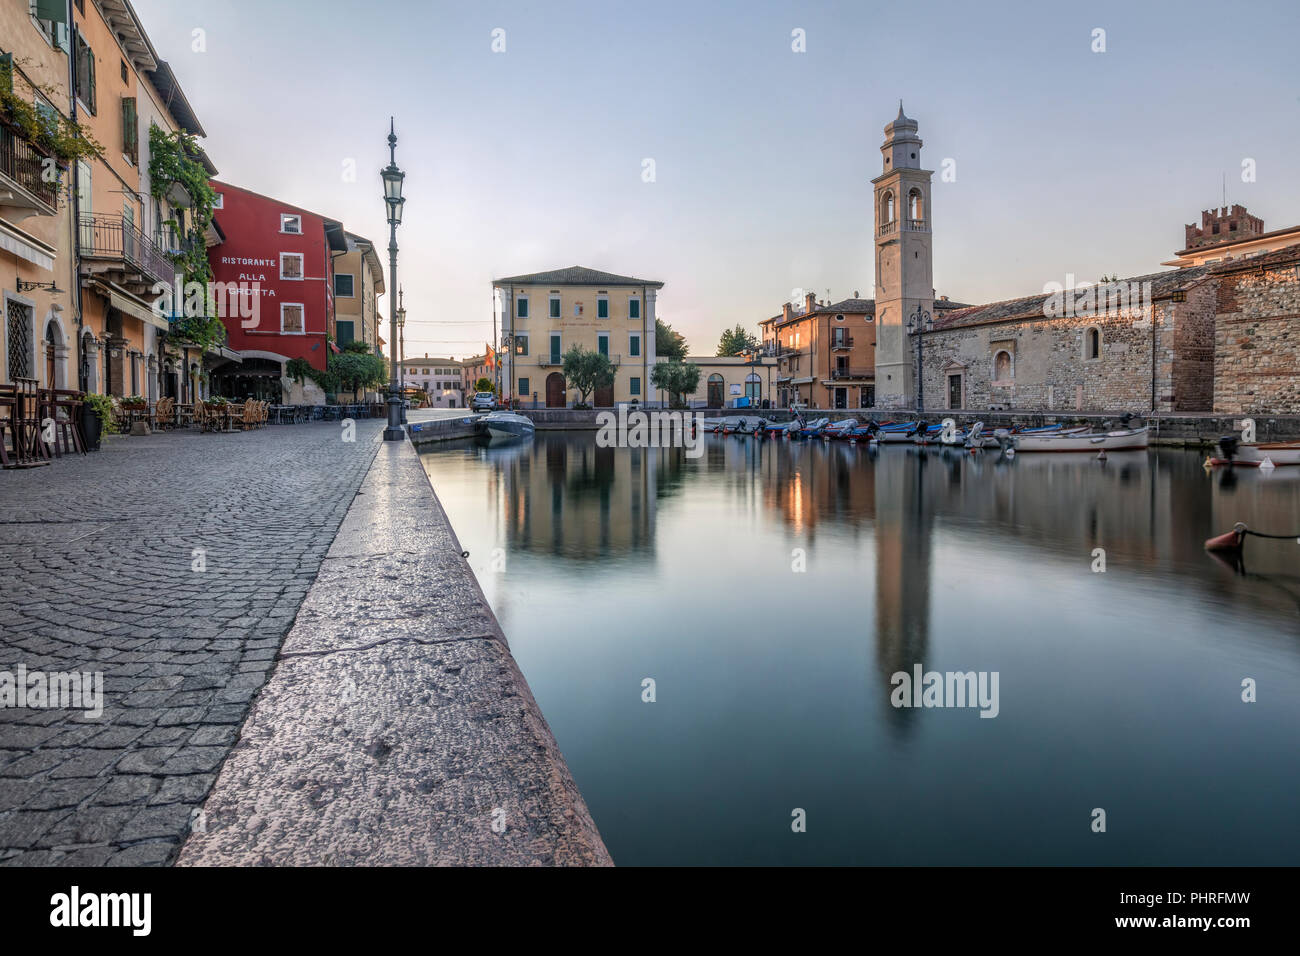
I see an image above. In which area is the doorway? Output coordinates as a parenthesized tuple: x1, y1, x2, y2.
(948, 373, 963, 409)
(545, 372, 566, 407)
(707, 373, 724, 408)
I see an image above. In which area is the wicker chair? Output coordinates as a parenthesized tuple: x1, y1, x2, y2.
(154, 396, 175, 430)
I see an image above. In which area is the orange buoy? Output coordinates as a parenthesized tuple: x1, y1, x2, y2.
(1204, 523, 1247, 553)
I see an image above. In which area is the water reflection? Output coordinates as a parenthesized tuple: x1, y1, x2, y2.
(421, 434, 1300, 865)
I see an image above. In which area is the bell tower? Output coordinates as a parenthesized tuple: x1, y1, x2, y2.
(872, 103, 934, 410)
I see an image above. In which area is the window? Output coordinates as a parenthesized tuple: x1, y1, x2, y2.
(517, 296, 529, 319)
(280, 253, 304, 280)
(1085, 327, 1101, 360)
(549, 333, 561, 362)
(908, 187, 923, 221)
(213, 192, 223, 209)
(629, 333, 641, 357)
(281, 304, 305, 334)
(514, 334, 528, 355)
(334, 273, 355, 297)
(745, 372, 761, 402)
(880, 190, 894, 224)
(629, 297, 641, 320)
(519, 377, 530, 396)
(597, 332, 609, 357)
(597, 296, 609, 319)
(280, 214, 302, 234)
(336, 320, 355, 346)
(120, 59, 128, 84)
(74, 31, 95, 114)
(422, 368, 430, 375)
(630, 376, 641, 396)
(549, 295, 561, 318)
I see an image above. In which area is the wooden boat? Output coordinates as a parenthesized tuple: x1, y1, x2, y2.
(876, 422, 922, 443)
(1011, 426, 1149, 452)
(1211, 437, 1300, 467)
(970, 423, 1090, 449)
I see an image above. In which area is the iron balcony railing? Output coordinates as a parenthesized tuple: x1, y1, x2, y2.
(79, 214, 174, 286)
(830, 336, 854, 350)
(0, 119, 59, 209)
(831, 367, 874, 380)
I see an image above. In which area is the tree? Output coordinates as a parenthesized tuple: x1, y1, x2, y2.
(474, 377, 495, 394)
(651, 361, 701, 409)
(656, 318, 688, 362)
(330, 350, 387, 397)
(716, 324, 760, 357)
(561, 346, 615, 407)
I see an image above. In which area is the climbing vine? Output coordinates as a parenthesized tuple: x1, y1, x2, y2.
(148, 124, 224, 356)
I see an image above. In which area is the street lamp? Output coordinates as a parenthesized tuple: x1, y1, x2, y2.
(397, 287, 407, 423)
(909, 305, 932, 414)
(381, 117, 406, 441)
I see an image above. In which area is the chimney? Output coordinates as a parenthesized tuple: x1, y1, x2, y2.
(853, 290, 859, 298)
(782, 303, 792, 322)
(805, 291, 816, 315)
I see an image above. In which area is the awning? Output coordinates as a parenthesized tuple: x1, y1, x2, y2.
(89, 280, 170, 331)
(0, 220, 56, 271)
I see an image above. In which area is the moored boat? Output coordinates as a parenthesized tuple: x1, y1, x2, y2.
(1011, 426, 1149, 452)
(1211, 436, 1300, 467)
(477, 411, 535, 442)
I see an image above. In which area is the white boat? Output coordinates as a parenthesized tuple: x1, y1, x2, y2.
(1213, 439, 1300, 466)
(1012, 426, 1149, 452)
(822, 419, 860, 439)
(477, 411, 535, 442)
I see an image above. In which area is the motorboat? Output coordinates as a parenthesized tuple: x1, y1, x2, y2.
(875, 422, 922, 443)
(476, 411, 535, 442)
(822, 419, 860, 440)
(1212, 435, 1300, 467)
(792, 417, 831, 439)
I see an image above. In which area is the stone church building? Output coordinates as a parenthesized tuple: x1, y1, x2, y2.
(863, 106, 1300, 415)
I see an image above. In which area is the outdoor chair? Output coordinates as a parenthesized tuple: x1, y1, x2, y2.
(155, 396, 175, 430)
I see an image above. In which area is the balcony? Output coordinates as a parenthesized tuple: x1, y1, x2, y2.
(830, 367, 874, 380)
(0, 119, 59, 214)
(79, 214, 175, 293)
(904, 218, 929, 232)
(878, 220, 896, 237)
(830, 336, 854, 351)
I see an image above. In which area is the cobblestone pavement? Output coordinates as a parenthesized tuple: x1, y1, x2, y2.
(0, 419, 383, 865)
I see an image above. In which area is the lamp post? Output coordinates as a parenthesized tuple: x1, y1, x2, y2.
(381, 118, 406, 441)
(397, 287, 407, 423)
(909, 305, 932, 414)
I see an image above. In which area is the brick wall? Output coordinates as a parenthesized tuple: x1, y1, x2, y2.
(1213, 257, 1300, 413)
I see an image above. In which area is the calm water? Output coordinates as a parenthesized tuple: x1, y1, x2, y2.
(419, 433, 1300, 865)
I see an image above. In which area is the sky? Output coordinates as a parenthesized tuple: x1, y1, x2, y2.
(131, 0, 1300, 360)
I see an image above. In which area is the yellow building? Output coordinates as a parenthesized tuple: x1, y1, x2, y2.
(672, 355, 778, 408)
(332, 231, 384, 353)
(493, 266, 662, 408)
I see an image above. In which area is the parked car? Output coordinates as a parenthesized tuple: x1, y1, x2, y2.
(471, 392, 497, 412)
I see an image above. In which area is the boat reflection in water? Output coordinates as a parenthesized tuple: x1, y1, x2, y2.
(420, 434, 1300, 866)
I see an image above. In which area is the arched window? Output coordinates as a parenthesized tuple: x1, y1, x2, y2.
(745, 372, 761, 402)
(880, 190, 895, 224)
(1086, 327, 1101, 360)
(908, 188, 923, 221)
(993, 350, 1013, 382)
(44, 321, 59, 387)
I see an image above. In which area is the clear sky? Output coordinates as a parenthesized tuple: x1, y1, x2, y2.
(132, 0, 1300, 359)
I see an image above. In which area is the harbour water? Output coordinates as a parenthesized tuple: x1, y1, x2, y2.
(419, 433, 1300, 865)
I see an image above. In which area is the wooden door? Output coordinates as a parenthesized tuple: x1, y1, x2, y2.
(546, 372, 566, 408)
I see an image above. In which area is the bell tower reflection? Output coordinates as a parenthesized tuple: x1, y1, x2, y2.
(874, 450, 934, 728)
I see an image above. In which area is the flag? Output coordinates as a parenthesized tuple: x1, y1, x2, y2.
(485, 343, 496, 370)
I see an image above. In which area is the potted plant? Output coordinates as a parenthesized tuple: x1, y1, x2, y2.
(122, 395, 148, 409)
(80, 393, 116, 450)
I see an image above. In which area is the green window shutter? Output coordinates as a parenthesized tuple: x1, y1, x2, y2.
(121, 96, 137, 160)
(34, 0, 67, 26)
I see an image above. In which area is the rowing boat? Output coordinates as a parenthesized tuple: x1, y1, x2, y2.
(1011, 426, 1150, 452)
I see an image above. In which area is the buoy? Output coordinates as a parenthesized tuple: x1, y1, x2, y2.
(1096, 449, 1107, 461)
(1006, 448, 1015, 458)
(1204, 522, 1247, 553)
(1260, 456, 1276, 471)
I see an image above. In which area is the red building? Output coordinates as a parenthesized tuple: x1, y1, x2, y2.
(206, 181, 348, 397)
